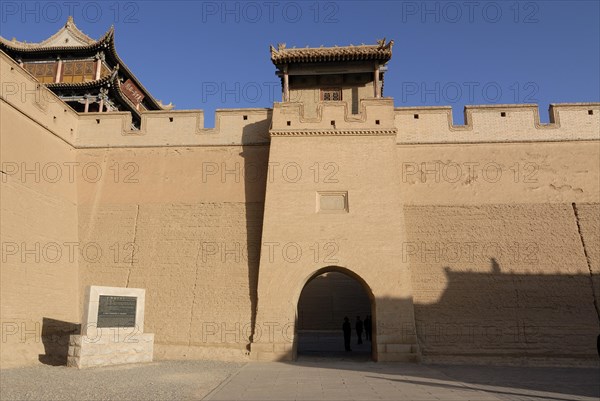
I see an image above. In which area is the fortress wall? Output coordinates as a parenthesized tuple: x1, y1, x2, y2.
(398, 140, 600, 364)
(403, 203, 600, 364)
(72, 100, 599, 362)
(575, 203, 600, 316)
(3, 48, 600, 365)
(0, 102, 79, 367)
(397, 141, 600, 205)
(76, 144, 269, 361)
(2, 51, 272, 364)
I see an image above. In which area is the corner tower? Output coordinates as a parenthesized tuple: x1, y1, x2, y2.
(251, 40, 419, 362)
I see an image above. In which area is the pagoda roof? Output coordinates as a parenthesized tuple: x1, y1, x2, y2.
(48, 68, 142, 122)
(270, 39, 393, 64)
(0, 17, 164, 111)
(0, 16, 108, 52)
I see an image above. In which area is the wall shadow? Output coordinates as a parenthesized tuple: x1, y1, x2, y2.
(240, 117, 271, 351)
(38, 317, 80, 366)
(412, 261, 599, 362)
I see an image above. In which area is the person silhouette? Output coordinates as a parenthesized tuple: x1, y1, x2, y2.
(356, 316, 363, 345)
(342, 317, 352, 351)
(364, 315, 372, 342)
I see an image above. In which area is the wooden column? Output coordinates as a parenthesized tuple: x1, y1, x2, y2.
(95, 59, 102, 80)
(374, 64, 380, 98)
(84, 97, 90, 113)
(283, 65, 289, 102)
(55, 59, 62, 83)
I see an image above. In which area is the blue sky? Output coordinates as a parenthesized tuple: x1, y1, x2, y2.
(1, 0, 599, 126)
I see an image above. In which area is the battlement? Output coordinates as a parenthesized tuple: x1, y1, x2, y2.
(2, 52, 598, 148)
(395, 103, 600, 143)
(75, 108, 271, 147)
(0, 51, 271, 148)
(270, 98, 397, 136)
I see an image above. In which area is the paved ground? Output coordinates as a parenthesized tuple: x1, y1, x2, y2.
(0, 360, 243, 401)
(1, 358, 598, 401)
(207, 358, 600, 401)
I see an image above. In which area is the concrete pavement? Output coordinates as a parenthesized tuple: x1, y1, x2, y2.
(206, 358, 600, 401)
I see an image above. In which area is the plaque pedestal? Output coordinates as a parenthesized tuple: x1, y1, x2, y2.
(67, 332, 154, 368)
(68, 286, 154, 368)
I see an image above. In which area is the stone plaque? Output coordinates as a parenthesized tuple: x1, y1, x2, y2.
(97, 295, 137, 328)
(317, 191, 348, 213)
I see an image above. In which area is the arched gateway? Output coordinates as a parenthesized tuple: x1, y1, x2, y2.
(296, 267, 376, 360)
(250, 41, 420, 362)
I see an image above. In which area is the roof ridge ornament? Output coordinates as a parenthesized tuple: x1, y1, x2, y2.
(376, 38, 394, 50)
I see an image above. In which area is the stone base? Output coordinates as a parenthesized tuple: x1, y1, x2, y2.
(376, 343, 421, 362)
(67, 333, 154, 368)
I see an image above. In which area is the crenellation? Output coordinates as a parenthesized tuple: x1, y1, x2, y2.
(76, 108, 272, 147)
(395, 103, 600, 143)
(4, 51, 598, 148)
(271, 98, 396, 134)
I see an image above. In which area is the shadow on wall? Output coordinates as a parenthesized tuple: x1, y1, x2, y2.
(38, 318, 80, 366)
(267, 258, 600, 365)
(240, 118, 271, 351)
(413, 259, 600, 363)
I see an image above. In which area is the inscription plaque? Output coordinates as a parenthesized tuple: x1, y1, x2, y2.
(97, 295, 137, 328)
(121, 79, 145, 105)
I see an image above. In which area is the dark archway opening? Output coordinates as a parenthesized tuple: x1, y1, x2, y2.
(296, 271, 374, 360)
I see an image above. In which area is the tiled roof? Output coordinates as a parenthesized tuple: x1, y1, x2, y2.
(270, 39, 393, 64)
(45, 68, 117, 89)
(0, 17, 164, 111)
(0, 17, 111, 52)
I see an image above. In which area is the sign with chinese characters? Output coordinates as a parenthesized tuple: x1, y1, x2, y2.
(97, 295, 137, 328)
(121, 79, 145, 105)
